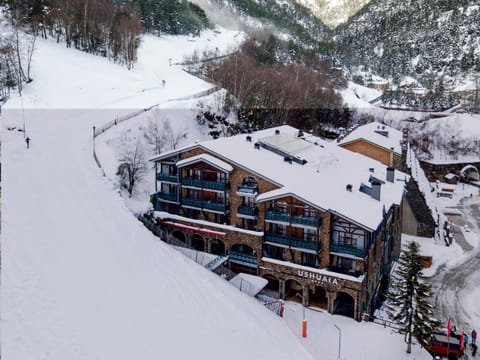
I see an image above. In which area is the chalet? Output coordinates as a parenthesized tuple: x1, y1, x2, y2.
(337, 121, 403, 168)
(149, 125, 408, 321)
(338, 122, 436, 238)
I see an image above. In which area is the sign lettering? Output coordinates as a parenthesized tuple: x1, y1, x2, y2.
(297, 270, 339, 286)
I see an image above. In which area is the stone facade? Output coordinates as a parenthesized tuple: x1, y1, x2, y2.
(259, 259, 365, 321)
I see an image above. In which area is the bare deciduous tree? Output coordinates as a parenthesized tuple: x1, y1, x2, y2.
(117, 131, 147, 197)
(143, 112, 188, 154)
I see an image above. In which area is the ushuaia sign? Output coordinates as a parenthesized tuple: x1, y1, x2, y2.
(298, 270, 339, 286)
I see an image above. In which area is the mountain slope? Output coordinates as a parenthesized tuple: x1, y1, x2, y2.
(333, 0, 480, 87)
(295, 0, 372, 28)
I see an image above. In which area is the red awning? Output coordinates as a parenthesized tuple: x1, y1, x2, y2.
(161, 221, 226, 237)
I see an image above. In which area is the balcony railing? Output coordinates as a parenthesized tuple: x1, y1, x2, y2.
(327, 266, 363, 278)
(182, 198, 226, 213)
(291, 215, 319, 227)
(156, 173, 178, 183)
(181, 177, 227, 191)
(264, 233, 317, 250)
(203, 201, 226, 212)
(157, 191, 179, 203)
(265, 211, 318, 227)
(265, 211, 290, 223)
(330, 243, 365, 258)
(237, 184, 258, 194)
(237, 205, 258, 217)
(182, 197, 203, 209)
(229, 251, 258, 265)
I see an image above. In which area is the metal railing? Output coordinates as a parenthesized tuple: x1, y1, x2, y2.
(181, 177, 226, 191)
(264, 233, 317, 250)
(237, 205, 257, 216)
(156, 173, 178, 183)
(237, 184, 258, 194)
(330, 243, 365, 257)
(265, 211, 318, 227)
(182, 198, 226, 212)
(229, 251, 258, 265)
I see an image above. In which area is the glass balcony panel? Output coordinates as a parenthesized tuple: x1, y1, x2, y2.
(266, 211, 318, 227)
(330, 243, 365, 257)
(182, 177, 226, 191)
(156, 173, 178, 182)
(237, 205, 257, 216)
(157, 192, 179, 202)
(229, 251, 258, 265)
(264, 233, 317, 250)
(182, 197, 202, 209)
(237, 184, 258, 194)
(265, 211, 290, 223)
(203, 201, 225, 212)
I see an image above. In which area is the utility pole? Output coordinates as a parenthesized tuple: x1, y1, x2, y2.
(93, 126, 96, 156)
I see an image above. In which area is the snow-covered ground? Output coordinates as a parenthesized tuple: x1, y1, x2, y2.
(3, 24, 478, 360)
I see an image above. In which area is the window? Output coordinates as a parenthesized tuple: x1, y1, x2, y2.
(304, 228, 316, 242)
(301, 253, 318, 267)
(217, 172, 226, 182)
(272, 224, 286, 236)
(188, 189, 201, 200)
(338, 257, 355, 272)
(338, 232, 357, 247)
(244, 196, 255, 207)
(273, 201, 288, 213)
(190, 169, 201, 179)
(242, 218, 257, 231)
(304, 206, 316, 217)
(264, 244, 285, 261)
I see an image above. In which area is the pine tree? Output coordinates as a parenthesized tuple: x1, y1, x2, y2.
(386, 241, 439, 353)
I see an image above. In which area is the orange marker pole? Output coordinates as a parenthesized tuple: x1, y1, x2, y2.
(302, 319, 307, 338)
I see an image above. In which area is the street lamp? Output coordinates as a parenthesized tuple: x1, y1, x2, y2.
(296, 293, 307, 338)
(334, 324, 342, 359)
(93, 126, 96, 156)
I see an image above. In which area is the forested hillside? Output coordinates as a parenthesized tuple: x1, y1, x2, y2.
(333, 0, 480, 88)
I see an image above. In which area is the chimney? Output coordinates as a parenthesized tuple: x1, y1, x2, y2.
(246, 135, 252, 142)
(275, 129, 280, 135)
(346, 184, 353, 192)
(371, 180, 381, 201)
(386, 167, 395, 183)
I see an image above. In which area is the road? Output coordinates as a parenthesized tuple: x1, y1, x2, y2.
(431, 196, 480, 358)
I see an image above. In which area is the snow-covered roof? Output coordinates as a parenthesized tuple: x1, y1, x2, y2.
(338, 121, 403, 155)
(154, 126, 408, 231)
(176, 153, 233, 172)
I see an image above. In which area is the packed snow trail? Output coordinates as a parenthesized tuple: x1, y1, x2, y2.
(1, 110, 313, 360)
